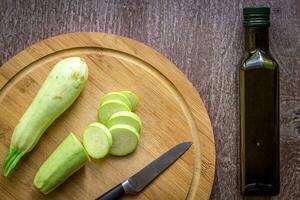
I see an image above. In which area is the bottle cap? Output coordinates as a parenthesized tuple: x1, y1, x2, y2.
(243, 7, 270, 27)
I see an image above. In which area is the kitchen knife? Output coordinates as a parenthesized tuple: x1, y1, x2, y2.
(96, 141, 192, 200)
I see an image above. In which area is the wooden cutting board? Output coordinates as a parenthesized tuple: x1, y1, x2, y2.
(0, 32, 215, 200)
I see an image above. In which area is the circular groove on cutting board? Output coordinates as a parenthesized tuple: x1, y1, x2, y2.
(0, 32, 215, 200)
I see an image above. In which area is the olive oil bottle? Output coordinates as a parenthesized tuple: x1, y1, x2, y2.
(240, 7, 279, 195)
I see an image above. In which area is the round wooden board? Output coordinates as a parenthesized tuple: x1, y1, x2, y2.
(0, 32, 215, 200)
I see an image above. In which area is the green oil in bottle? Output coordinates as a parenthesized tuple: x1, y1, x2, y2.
(240, 7, 279, 196)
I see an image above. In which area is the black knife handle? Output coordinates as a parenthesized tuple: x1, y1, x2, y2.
(96, 183, 125, 200)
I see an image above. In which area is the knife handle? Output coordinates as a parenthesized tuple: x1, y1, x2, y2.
(96, 183, 125, 200)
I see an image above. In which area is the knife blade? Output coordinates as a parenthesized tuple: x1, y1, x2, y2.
(96, 141, 192, 200)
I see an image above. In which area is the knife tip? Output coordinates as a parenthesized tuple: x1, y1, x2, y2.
(181, 141, 193, 148)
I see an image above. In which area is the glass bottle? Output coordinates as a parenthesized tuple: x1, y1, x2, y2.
(240, 7, 279, 196)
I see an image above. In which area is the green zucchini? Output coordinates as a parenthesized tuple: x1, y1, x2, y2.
(83, 123, 112, 159)
(3, 57, 88, 176)
(34, 133, 90, 194)
(98, 100, 130, 125)
(100, 92, 132, 110)
(107, 111, 142, 133)
(109, 124, 140, 156)
(121, 91, 139, 111)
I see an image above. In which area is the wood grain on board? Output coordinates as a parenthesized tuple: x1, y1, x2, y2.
(0, 0, 299, 199)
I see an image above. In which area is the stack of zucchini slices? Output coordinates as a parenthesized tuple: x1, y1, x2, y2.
(83, 91, 142, 158)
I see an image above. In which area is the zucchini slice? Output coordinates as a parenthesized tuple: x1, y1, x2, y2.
(108, 111, 142, 133)
(121, 91, 139, 111)
(98, 100, 130, 125)
(83, 123, 112, 159)
(109, 124, 140, 156)
(100, 92, 132, 111)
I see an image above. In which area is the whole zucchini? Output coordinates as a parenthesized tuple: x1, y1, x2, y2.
(3, 57, 88, 176)
(34, 133, 90, 194)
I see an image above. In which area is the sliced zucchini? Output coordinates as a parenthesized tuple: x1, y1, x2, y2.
(108, 111, 142, 133)
(98, 100, 130, 125)
(109, 124, 140, 156)
(121, 91, 139, 111)
(100, 92, 132, 110)
(88, 122, 112, 146)
(83, 123, 112, 159)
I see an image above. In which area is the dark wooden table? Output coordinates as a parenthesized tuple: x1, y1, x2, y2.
(1, 0, 299, 199)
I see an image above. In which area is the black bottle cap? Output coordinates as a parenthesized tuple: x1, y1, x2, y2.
(243, 7, 270, 27)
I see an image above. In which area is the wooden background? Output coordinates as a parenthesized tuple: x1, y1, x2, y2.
(0, 0, 299, 199)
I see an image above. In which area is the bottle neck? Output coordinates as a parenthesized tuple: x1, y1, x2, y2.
(245, 27, 269, 52)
